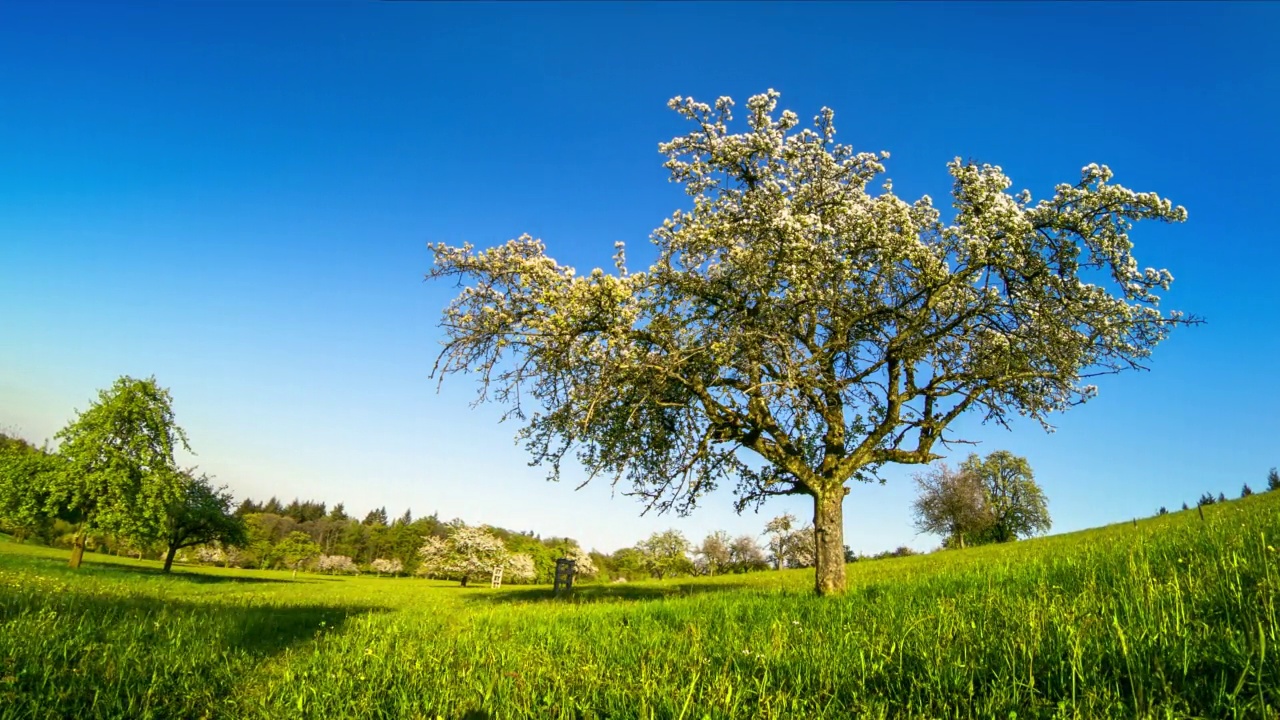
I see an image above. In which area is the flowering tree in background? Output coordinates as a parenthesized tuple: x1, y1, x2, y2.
(565, 544, 597, 578)
(416, 523, 508, 587)
(504, 553, 536, 583)
(317, 554, 359, 575)
(729, 535, 769, 573)
(428, 90, 1197, 594)
(195, 545, 228, 565)
(783, 525, 816, 568)
(695, 530, 733, 575)
(763, 514, 797, 571)
(911, 462, 991, 549)
(371, 558, 403, 576)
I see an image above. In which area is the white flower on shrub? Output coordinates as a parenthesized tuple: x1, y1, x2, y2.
(504, 553, 536, 582)
(416, 523, 508, 586)
(196, 545, 227, 565)
(565, 545, 597, 578)
(316, 554, 359, 575)
(370, 558, 403, 576)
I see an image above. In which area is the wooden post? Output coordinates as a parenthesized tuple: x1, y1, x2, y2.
(553, 558, 576, 597)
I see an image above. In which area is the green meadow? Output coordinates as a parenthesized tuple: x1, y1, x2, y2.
(2, 494, 1278, 720)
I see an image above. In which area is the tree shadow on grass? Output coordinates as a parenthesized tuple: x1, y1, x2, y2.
(464, 579, 764, 606)
(1, 590, 384, 718)
(7, 552, 300, 584)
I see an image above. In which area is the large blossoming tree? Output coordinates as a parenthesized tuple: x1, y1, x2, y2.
(426, 90, 1196, 595)
(417, 523, 508, 587)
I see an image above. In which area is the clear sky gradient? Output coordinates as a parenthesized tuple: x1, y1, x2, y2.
(2, 2, 1277, 554)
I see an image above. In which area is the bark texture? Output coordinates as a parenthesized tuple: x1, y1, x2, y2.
(68, 532, 86, 569)
(813, 492, 846, 596)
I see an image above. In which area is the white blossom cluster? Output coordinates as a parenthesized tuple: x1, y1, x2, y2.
(564, 545, 597, 578)
(195, 545, 227, 565)
(504, 553, 536, 582)
(416, 524, 508, 581)
(316, 554, 359, 575)
(370, 558, 403, 576)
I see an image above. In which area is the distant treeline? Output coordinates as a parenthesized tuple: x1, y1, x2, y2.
(225, 496, 596, 583)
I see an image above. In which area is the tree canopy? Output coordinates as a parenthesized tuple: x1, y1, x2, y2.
(637, 529, 693, 580)
(961, 451, 1051, 543)
(0, 433, 60, 542)
(417, 522, 508, 586)
(913, 451, 1051, 547)
(159, 471, 247, 572)
(48, 376, 191, 568)
(911, 462, 991, 548)
(427, 90, 1194, 594)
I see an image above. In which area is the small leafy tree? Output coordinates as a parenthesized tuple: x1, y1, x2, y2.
(637, 529, 692, 579)
(1197, 493, 1216, 507)
(960, 452, 1051, 543)
(159, 471, 246, 573)
(1217, 492, 1227, 504)
(763, 514, 797, 571)
(49, 376, 191, 568)
(1157, 506, 1168, 515)
(1241, 484, 1253, 498)
(729, 535, 769, 573)
(1181, 502, 1189, 511)
(1269, 468, 1280, 492)
(911, 462, 990, 549)
(695, 530, 733, 575)
(914, 452, 1050, 546)
(608, 547, 650, 581)
(275, 531, 322, 578)
(0, 433, 60, 542)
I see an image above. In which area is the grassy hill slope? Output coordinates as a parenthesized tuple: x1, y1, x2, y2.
(2, 494, 1278, 719)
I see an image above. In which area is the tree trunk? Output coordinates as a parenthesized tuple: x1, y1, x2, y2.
(163, 545, 179, 573)
(460, 575, 469, 588)
(68, 532, 86, 569)
(813, 491, 847, 596)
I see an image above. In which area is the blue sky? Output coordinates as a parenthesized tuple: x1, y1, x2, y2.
(1, 2, 1277, 554)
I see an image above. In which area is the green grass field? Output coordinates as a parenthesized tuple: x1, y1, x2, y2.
(2, 495, 1279, 719)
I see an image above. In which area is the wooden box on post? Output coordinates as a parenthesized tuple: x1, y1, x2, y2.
(553, 557, 576, 597)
